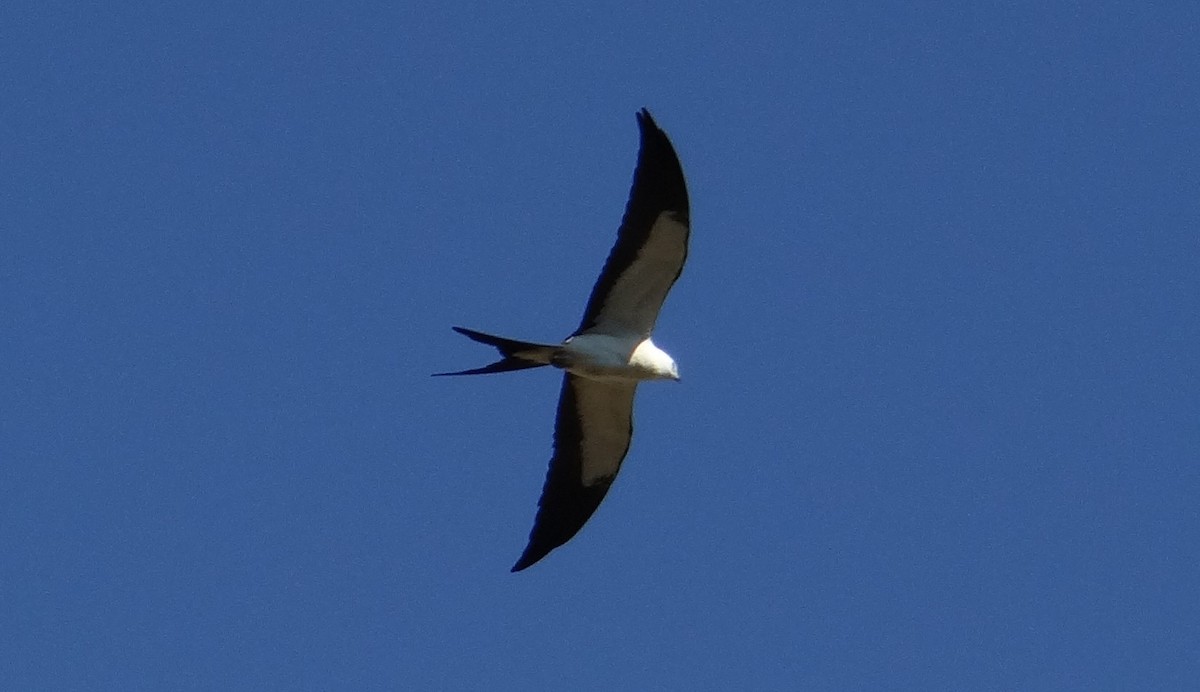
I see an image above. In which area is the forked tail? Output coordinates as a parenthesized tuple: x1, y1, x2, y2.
(433, 327, 558, 376)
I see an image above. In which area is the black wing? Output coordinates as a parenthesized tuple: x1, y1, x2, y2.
(511, 375, 638, 571)
(574, 109, 690, 338)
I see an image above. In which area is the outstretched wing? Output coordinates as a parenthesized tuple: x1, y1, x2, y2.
(575, 109, 690, 338)
(511, 375, 638, 571)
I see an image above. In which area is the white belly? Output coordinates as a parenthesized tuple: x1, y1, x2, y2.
(557, 334, 678, 382)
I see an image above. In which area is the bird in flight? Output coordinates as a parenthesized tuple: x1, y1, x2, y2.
(436, 109, 690, 572)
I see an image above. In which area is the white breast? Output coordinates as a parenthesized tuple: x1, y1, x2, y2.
(560, 334, 677, 382)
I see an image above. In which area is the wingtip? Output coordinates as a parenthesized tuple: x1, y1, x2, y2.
(510, 549, 537, 572)
(510, 543, 549, 572)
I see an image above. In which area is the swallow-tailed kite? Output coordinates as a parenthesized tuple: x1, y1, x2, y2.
(436, 109, 689, 572)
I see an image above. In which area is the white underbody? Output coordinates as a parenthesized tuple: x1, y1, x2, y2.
(555, 333, 679, 382)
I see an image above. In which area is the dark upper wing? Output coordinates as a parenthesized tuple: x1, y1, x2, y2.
(511, 374, 638, 572)
(575, 109, 690, 338)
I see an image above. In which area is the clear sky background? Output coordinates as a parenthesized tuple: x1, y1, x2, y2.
(3, 2, 1198, 690)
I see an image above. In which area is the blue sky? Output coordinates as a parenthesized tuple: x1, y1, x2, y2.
(3, 2, 1198, 690)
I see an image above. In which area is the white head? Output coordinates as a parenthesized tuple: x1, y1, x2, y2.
(632, 338, 681, 382)
(665, 359, 681, 382)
